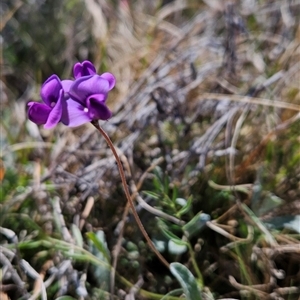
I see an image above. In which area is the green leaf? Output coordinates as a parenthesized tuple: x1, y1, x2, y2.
(253, 192, 283, 217)
(170, 262, 202, 300)
(175, 196, 193, 217)
(161, 288, 184, 300)
(163, 175, 170, 194)
(175, 197, 187, 207)
(153, 167, 164, 191)
(86, 231, 110, 263)
(241, 204, 276, 246)
(87, 231, 111, 290)
(171, 186, 179, 202)
(152, 239, 167, 252)
(183, 212, 210, 238)
(265, 215, 300, 233)
(168, 240, 187, 255)
(160, 226, 188, 247)
(143, 190, 160, 200)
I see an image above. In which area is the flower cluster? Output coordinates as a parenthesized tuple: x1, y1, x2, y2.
(28, 61, 115, 129)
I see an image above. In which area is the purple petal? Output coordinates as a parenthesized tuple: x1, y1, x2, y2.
(87, 94, 112, 120)
(61, 98, 92, 127)
(61, 80, 73, 93)
(100, 73, 116, 91)
(73, 61, 96, 79)
(44, 89, 64, 129)
(28, 102, 51, 125)
(40, 75, 63, 107)
(69, 75, 109, 104)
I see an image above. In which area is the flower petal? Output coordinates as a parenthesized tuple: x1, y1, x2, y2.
(44, 89, 64, 129)
(87, 94, 112, 120)
(61, 79, 73, 93)
(100, 72, 116, 90)
(40, 75, 63, 106)
(73, 61, 96, 79)
(28, 102, 51, 125)
(61, 98, 92, 127)
(69, 75, 109, 104)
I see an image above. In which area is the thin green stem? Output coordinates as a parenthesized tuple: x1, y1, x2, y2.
(187, 242, 204, 288)
(92, 121, 170, 269)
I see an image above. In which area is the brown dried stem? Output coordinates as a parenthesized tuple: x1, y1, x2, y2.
(92, 121, 170, 269)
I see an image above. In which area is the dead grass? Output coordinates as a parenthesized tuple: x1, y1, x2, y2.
(1, 0, 300, 299)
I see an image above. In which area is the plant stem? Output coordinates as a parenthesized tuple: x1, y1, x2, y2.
(187, 242, 204, 288)
(92, 121, 170, 269)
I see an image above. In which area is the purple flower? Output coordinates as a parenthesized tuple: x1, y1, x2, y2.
(73, 60, 97, 78)
(28, 61, 115, 128)
(28, 75, 72, 129)
(62, 73, 115, 127)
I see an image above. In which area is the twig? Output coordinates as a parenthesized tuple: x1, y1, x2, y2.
(52, 196, 74, 244)
(0, 0, 23, 31)
(125, 275, 144, 300)
(208, 180, 252, 194)
(229, 275, 270, 298)
(220, 225, 254, 252)
(0, 252, 25, 292)
(207, 221, 250, 242)
(20, 259, 47, 300)
(79, 196, 95, 230)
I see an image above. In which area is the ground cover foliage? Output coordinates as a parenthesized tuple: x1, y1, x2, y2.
(1, 0, 300, 299)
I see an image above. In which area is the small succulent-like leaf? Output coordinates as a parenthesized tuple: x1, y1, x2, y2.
(253, 192, 283, 217)
(265, 215, 300, 233)
(160, 226, 188, 247)
(168, 240, 187, 255)
(175, 196, 193, 217)
(170, 262, 202, 300)
(183, 212, 210, 238)
(152, 239, 167, 252)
